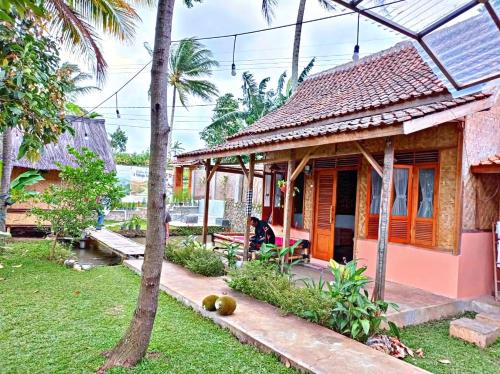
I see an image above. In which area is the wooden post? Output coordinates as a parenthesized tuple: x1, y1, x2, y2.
(187, 167, 193, 200)
(372, 137, 395, 301)
(282, 158, 296, 271)
(243, 154, 255, 261)
(202, 160, 211, 245)
(173, 166, 184, 196)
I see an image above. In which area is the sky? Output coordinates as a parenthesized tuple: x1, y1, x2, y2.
(69, 0, 406, 154)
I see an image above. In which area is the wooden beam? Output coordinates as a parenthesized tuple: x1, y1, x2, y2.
(207, 158, 221, 182)
(355, 141, 383, 177)
(177, 126, 403, 162)
(289, 146, 318, 182)
(282, 157, 296, 271)
(402, 96, 495, 135)
(243, 154, 255, 261)
(372, 137, 395, 302)
(202, 159, 211, 245)
(236, 156, 249, 179)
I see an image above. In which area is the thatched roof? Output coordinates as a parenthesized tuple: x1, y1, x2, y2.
(11, 116, 115, 172)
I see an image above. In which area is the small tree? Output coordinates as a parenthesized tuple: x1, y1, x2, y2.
(110, 127, 128, 153)
(32, 147, 125, 258)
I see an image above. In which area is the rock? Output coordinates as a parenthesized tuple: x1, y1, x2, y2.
(476, 313, 500, 328)
(449, 318, 500, 348)
(64, 259, 76, 268)
(73, 264, 83, 271)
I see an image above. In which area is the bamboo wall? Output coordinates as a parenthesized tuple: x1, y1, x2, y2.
(461, 101, 500, 230)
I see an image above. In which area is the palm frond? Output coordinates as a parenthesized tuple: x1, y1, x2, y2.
(276, 70, 287, 96)
(207, 111, 247, 129)
(261, 0, 279, 24)
(46, 0, 108, 81)
(298, 57, 315, 83)
(180, 79, 218, 102)
(258, 77, 271, 95)
(318, 0, 336, 11)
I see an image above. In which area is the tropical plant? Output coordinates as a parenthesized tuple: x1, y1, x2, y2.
(110, 127, 128, 153)
(259, 240, 303, 273)
(171, 140, 184, 156)
(9, 170, 44, 202)
(261, 0, 334, 91)
(31, 147, 125, 259)
(60, 62, 100, 100)
(221, 241, 240, 269)
(322, 259, 399, 342)
(114, 151, 150, 166)
(0, 19, 74, 231)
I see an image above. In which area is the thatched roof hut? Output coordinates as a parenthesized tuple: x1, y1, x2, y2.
(10, 116, 115, 172)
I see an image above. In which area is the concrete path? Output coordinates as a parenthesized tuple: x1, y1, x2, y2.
(89, 229, 144, 258)
(124, 259, 427, 374)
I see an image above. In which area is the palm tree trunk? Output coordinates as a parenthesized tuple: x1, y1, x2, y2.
(168, 87, 177, 159)
(0, 128, 13, 232)
(99, 0, 174, 370)
(291, 0, 307, 92)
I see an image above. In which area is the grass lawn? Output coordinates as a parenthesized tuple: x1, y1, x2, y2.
(400, 313, 500, 373)
(0, 240, 295, 374)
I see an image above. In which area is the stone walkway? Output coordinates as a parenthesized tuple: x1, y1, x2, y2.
(124, 259, 427, 374)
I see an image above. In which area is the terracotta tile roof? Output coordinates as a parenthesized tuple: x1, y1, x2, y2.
(179, 93, 488, 159)
(473, 153, 500, 167)
(229, 42, 447, 142)
(177, 41, 491, 161)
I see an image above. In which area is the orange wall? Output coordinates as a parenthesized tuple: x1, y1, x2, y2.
(356, 232, 493, 299)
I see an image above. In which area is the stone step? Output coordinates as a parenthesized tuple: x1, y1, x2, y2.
(449, 317, 500, 348)
(470, 299, 500, 316)
(476, 313, 500, 328)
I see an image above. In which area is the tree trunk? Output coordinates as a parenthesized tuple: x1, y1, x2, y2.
(167, 86, 177, 159)
(0, 128, 13, 232)
(99, 0, 174, 371)
(291, 0, 307, 92)
(372, 137, 395, 301)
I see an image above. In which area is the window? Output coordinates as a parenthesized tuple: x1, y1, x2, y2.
(366, 152, 439, 247)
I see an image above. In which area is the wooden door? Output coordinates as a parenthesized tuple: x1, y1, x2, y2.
(272, 172, 285, 225)
(313, 170, 337, 261)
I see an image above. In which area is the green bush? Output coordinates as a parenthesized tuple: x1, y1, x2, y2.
(228, 260, 399, 342)
(169, 225, 224, 236)
(165, 236, 225, 277)
(227, 262, 333, 326)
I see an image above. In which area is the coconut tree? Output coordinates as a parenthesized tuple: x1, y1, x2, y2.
(167, 38, 218, 157)
(99, 0, 202, 371)
(171, 140, 185, 156)
(261, 0, 334, 91)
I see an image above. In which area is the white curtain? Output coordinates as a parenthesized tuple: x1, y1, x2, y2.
(370, 170, 382, 214)
(392, 168, 409, 216)
(417, 168, 435, 218)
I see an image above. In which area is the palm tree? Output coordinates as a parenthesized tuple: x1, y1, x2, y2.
(100, 0, 202, 370)
(171, 140, 185, 156)
(60, 63, 100, 99)
(167, 38, 218, 156)
(261, 0, 334, 91)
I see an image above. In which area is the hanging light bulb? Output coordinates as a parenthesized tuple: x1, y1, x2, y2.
(115, 94, 121, 118)
(231, 35, 237, 77)
(84, 126, 89, 140)
(352, 13, 361, 64)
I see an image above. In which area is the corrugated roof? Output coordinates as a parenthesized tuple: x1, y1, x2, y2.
(178, 42, 492, 161)
(11, 116, 115, 172)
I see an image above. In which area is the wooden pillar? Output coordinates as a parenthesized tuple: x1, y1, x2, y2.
(372, 137, 395, 301)
(187, 167, 193, 200)
(243, 154, 255, 261)
(173, 166, 184, 196)
(202, 160, 211, 245)
(283, 158, 296, 249)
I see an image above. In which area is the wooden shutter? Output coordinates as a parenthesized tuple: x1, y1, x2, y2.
(366, 169, 380, 239)
(317, 174, 335, 229)
(389, 165, 413, 243)
(412, 165, 438, 247)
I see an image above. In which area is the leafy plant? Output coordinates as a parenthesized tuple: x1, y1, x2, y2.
(164, 236, 224, 277)
(221, 241, 239, 269)
(129, 215, 143, 228)
(259, 240, 303, 273)
(31, 147, 125, 258)
(324, 259, 399, 342)
(9, 170, 44, 202)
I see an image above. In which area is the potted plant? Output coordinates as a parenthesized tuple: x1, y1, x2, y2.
(277, 179, 300, 196)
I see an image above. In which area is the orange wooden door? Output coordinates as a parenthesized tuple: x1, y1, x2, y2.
(313, 170, 337, 261)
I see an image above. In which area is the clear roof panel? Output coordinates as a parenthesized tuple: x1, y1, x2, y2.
(331, 0, 500, 91)
(423, 4, 500, 87)
(358, 0, 473, 34)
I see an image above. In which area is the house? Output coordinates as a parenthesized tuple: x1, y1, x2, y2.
(6, 116, 115, 232)
(176, 41, 500, 299)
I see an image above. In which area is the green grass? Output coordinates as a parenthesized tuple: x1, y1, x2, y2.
(400, 313, 500, 373)
(0, 241, 295, 374)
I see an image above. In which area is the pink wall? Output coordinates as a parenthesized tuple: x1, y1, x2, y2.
(356, 232, 493, 299)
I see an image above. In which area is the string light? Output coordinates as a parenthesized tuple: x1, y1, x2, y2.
(231, 35, 237, 77)
(352, 13, 360, 63)
(115, 94, 121, 118)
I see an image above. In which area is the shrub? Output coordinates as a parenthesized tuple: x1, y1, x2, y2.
(164, 236, 225, 277)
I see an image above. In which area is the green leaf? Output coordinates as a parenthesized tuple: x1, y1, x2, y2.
(360, 319, 370, 336)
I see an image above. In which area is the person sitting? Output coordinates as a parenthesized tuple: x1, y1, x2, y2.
(249, 216, 275, 251)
